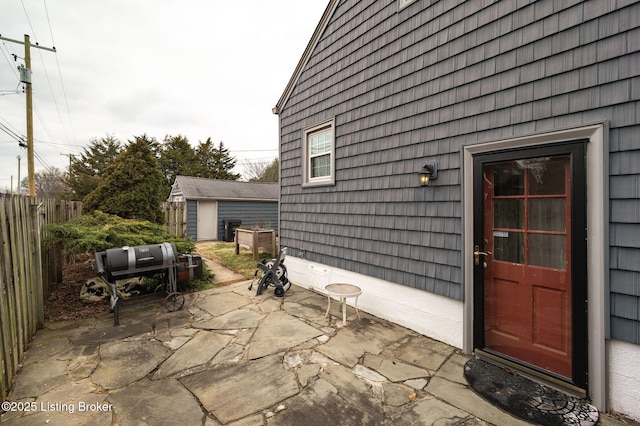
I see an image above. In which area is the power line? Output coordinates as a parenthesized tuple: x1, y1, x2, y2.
(20, 0, 38, 39)
(0, 89, 21, 96)
(13, 0, 75, 181)
(43, 0, 76, 145)
(35, 138, 84, 152)
(0, 34, 56, 196)
(0, 122, 26, 145)
(1, 41, 20, 84)
(34, 48, 71, 142)
(0, 113, 23, 134)
(33, 147, 55, 172)
(43, 0, 56, 46)
(21, 0, 71, 146)
(33, 101, 56, 145)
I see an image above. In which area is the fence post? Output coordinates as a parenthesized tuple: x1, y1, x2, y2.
(31, 198, 44, 329)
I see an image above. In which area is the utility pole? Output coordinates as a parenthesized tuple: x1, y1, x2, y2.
(24, 34, 35, 196)
(60, 152, 74, 173)
(0, 34, 56, 196)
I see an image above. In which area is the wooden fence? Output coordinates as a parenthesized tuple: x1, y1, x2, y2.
(161, 201, 186, 238)
(0, 194, 82, 401)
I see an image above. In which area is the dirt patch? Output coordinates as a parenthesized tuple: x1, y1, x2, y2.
(44, 246, 223, 324)
(44, 253, 110, 323)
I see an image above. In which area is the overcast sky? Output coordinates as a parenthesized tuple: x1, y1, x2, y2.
(0, 0, 328, 192)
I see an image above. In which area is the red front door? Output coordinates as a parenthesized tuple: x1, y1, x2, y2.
(481, 155, 572, 378)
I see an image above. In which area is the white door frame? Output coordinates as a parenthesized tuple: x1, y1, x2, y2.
(461, 123, 609, 410)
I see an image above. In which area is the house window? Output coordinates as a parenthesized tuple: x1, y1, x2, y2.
(303, 120, 335, 186)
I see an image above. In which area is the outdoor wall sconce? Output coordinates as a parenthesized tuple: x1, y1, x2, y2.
(419, 162, 438, 186)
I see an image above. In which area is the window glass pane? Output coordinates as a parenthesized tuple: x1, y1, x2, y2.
(529, 199, 565, 231)
(493, 232, 524, 263)
(310, 129, 331, 155)
(311, 154, 330, 178)
(493, 163, 524, 196)
(528, 158, 565, 195)
(494, 199, 524, 229)
(529, 234, 566, 270)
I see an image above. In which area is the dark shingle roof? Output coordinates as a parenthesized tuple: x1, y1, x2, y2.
(173, 176, 278, 201)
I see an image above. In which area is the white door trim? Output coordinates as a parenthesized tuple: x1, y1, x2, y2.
(461, 123, 609, 410)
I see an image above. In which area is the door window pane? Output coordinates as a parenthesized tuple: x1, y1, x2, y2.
(529, 199, 565, 232)
(494, 164, 524, 196)
(494, 199, 524, 229)
(528, 158, 566, 195)
(529, 234, 566, 269)
(493, 232, 524, 263)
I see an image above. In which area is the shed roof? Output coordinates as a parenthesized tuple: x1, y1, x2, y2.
(172, 176, 278, 201)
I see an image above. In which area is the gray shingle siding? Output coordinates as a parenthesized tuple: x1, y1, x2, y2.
(278, 0, 640, 342)
(610, 125, 640, 343)
(217, 201, 279, 237)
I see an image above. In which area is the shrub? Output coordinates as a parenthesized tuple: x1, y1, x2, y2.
(46, 211, 195, 256)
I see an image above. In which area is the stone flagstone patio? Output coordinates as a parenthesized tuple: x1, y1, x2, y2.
(2, 281, 624, 425)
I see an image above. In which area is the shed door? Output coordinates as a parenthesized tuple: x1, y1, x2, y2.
(473, 142, 587, 388)
(197, 201, 218, 241)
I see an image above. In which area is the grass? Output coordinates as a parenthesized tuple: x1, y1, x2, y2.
(196, 242, 273, 279)
(186, 267, 216, 292)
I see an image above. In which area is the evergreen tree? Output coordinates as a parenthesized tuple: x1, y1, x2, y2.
(158, 135, 203, 187)
(66, 134, 122, 201)
(143, 134, 162, 163)
(196, 139, 240, 180)
(83, 135, 165, 223)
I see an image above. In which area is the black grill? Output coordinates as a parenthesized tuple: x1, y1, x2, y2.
(94, 243, 202, 326)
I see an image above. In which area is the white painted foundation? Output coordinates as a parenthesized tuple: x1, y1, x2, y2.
(286, 256, 464, 349)
(608, 340, 640, 422)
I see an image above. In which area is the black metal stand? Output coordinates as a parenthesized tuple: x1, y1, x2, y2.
(249, 247, 290, 297)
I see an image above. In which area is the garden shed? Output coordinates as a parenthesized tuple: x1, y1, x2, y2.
(167, 176, 278, 241)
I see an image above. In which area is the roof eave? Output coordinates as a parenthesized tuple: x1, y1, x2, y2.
(272, 0, 340, 115)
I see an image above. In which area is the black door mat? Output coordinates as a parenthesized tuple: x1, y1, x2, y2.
(463, 357, 598, 425)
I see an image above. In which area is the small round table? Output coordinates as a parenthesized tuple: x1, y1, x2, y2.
(324, 283, 362, 326)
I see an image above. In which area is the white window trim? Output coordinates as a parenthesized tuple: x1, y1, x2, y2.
(302, 119, 335, 187)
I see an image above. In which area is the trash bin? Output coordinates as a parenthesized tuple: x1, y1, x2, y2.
(223, 220, 242, 242)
